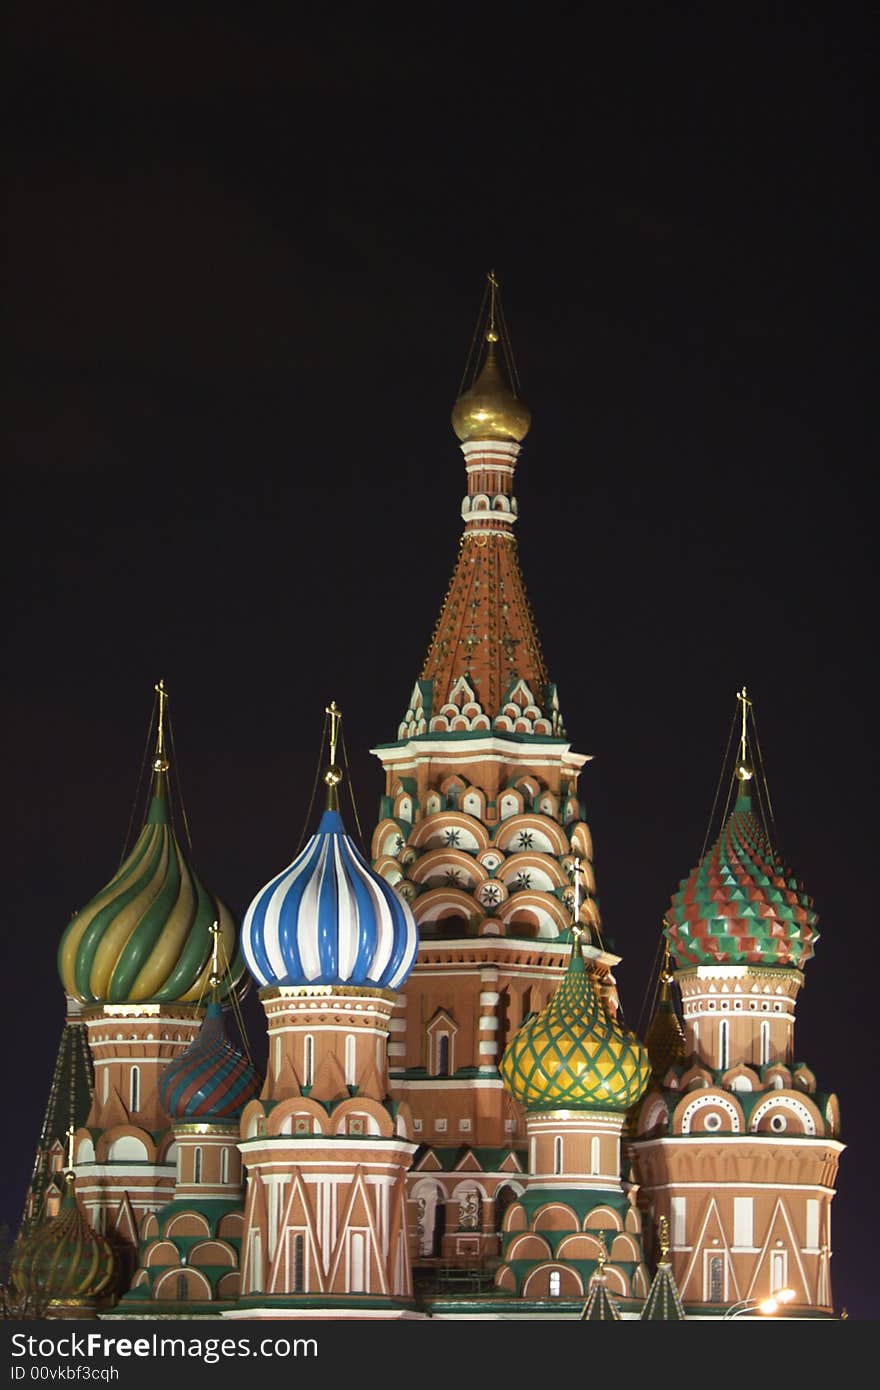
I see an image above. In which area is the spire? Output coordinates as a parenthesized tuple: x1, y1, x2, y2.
(580, 1237, 622, 1320)
(397, 277, 561, 737)
(644, 938, 687, 1077)
(640, 1216, 687, 1320)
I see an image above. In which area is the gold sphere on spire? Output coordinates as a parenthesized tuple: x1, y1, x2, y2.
(451, 338, 531, 444)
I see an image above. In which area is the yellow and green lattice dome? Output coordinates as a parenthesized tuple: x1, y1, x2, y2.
(500, 945, 650, 1111)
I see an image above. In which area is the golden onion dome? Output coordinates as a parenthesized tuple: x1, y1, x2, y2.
(11, 1173, 117, 1310)
(451, 338, 531, 444)
(500, 944, 651, 1112)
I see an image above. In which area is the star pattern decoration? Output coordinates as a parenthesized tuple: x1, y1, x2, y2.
(481, 884, 502, 906)
(513, 872, 532, 892)
(394, 834, 405, 853)
(516, 831, 534, 850)
(444, 868, 463, 887)
(444, 829, 461, 847)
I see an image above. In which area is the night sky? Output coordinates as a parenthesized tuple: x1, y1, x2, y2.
(3, 4, 876, 1319)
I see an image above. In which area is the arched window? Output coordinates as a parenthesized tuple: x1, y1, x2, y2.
(549, 1271, 561, 1297)
(293, 1234, 305, 1292)
(437, 1034, 450, 1076)
(177, 1273, 187, 1301)
(554, 1137, 563, 1174)
(304, 1035, 314, 1087)
(350, 1233, 366, 1293)
(707, 1254, 724, 1301)
(193, 1147, 202, 1184)
(345, 1035, 357, 1086)
(130, 1065, 140, 1114)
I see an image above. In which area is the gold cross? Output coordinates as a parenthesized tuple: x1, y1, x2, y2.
(736, 684, 752, 764)
(154, 678, 169, 761)
(325, 700, 342, 765)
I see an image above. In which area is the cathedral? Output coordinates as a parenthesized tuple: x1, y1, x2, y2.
(9, 277, 843, 1322)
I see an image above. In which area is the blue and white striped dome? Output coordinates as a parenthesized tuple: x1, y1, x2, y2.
(242, 808, 418, 990)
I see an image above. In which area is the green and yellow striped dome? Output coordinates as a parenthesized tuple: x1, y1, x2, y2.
(500, 945, 650, 1111)
(58, 769, 245, 1005)
(12, 1173, 116, 1308)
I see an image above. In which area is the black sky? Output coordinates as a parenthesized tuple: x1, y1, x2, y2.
(3, 3, 876, 1318)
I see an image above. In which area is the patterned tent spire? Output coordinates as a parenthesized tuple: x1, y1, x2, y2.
(664, 689, 819, 969)
(640, 1217, 686, 1320)
(398, 275, 564, 740)
(20, 998, 94, 1232)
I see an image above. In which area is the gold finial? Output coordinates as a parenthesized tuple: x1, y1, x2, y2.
(658, 1214, 670, 1261)
(208, 920, 222, 993)
(153, 678, 170, 773)
(595, 1231, 608, 1276)
(323, 700, 344, 807)
(65, 1123, 76, 1172)
(660, 933, 673, 994)
(486, 269, 500, 342)
(736, 685, 753, 782)
(570, 857, 587, 950)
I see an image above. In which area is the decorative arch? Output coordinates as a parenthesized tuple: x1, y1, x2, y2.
(188, 1240, 236, 1268)
(674, 1090, 744, 1135)
(533, 1202, 577, 1232)
(749, 1092, 821, 1136)
(331, 1099, 393, 1138)
(583, 1206, 623, 1232)
(153, 1267, 212, 1302)
(163, 1212, 210, 1239)
(144, 1240, 179, 1268)
(522, 1263, 583, 1298)
(270, 1097, 330, 1137)
(493, 814, 569, 856)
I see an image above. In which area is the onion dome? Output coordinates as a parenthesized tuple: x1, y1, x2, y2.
(58, 683, 246, 1006)
(451, 338, 531, 444)
(243, 806, 418, 990)
(159, 1000, 260, 1122)
(58, 766, 244, 1005)
(665, 787, 819, 970)
(11, 1173, 116, 1308)
(644, 960, 687, 1076)
(500, 941, 650, 1111)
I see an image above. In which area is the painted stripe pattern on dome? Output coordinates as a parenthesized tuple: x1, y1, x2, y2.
(57, 779, 246, 1006)
(158, 1002, 260, 1122)
(243, 808, 418, 990)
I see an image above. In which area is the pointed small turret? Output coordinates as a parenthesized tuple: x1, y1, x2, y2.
(640, 1216, 686, 1320)
(644, 941, 687, 1078)
(580, 1242, 622, 1321)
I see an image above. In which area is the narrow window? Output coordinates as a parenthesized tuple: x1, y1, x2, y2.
(707, 1254, 724, 1301)
(193, 1147, 202, 1184)
(554, 1136, 563, 1174)
(303, 1035, 314, 1087)
(221, 1148, 230, 1185)
(437, 1034, 450, 1076)
(549, 1270, 561, 1297)
(733, 1197, 753, 1247)
(130, 1065, 140, 1114)
(771, 1250, 787, 1293)
(806, 1199, 820, 1250)
(719, 1019, 729, 1069)
(176, 1273, 187, 1301)
(590, 1136, 601, 1175)
(350, 1233, 366, 1293)
(293, 1233, 305, 1292)
(671, 1197, 686, 1247)
(345, 1034, 357, 1086)
(760, 1021, 771, 1066)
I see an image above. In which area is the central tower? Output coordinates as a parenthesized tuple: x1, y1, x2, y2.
(370, 277, 625, 1272)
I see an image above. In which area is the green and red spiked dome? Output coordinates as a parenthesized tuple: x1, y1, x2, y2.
(664, 786, 819, 970)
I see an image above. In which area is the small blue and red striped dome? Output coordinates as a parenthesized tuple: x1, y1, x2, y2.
(242, 808, 418, 990)
(159, 1002, 260, 1122)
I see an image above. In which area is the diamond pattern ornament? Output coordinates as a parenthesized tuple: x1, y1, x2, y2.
(500, 945, 650, 1111)
(664, 791, 819, 969)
